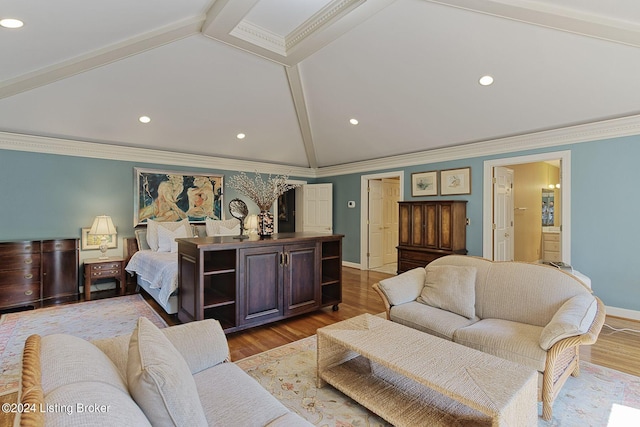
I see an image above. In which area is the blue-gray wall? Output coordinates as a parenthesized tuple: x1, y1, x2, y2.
(1, 136, 638, 312)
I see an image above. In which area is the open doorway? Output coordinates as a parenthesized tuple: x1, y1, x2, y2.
(483, 151, 571, 264)
(360, 171, 404, 272)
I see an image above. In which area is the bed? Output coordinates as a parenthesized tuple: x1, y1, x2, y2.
(124, 219, 241, 315)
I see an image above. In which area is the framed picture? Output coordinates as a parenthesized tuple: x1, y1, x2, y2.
(411, 171, 438, 196)
(440, 167, 471, 195)
(81, 228, 117, 250)
(134, 168, 224, 226)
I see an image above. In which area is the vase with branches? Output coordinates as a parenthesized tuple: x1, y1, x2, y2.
(227, 172, 300, 235)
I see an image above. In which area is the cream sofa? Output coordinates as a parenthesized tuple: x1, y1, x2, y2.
(16, 318, 311, 427)
(372, 255, 605, 421)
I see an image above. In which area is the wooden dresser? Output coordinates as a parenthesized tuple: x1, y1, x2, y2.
(176, 233, 343, 332)
(0, 239, 79, 311)
(397, 201, 467, 273)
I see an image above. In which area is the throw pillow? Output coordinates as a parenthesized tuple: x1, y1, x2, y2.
(417, 265, 477, 319)
(377, 267, 426, 306)
(127, 317, 208, 427)
(157, 222, 189, 253)
(539, 293, 598, 350)
(146, 219, 191, 251)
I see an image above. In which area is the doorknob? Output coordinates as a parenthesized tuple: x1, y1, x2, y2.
(504, 232, 510, 238)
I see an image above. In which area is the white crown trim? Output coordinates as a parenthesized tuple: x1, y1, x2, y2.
(230, 21, 287, 56)
(0, 131, 315, 178)
(315, 113, 640, 177)
(2, 113, 640, 179)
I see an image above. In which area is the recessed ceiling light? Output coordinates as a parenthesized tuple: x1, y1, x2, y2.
(139, 116, 151, 124)
(236, 133, 246, 140)
(349, 118, 359, 125)
(479, 75, 494, 86)
(0, 18, 24, 29)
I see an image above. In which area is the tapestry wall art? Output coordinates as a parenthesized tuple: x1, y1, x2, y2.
(134, 168, 223, 225)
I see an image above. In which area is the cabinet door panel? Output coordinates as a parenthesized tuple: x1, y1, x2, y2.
(398, 204, 411, 246)
(284, 243, 319, 315)
(42, 239, 78, 300)
(411, 204, 423, 246)
(424, 203, 438, 248)
(239, 247, 283, 325)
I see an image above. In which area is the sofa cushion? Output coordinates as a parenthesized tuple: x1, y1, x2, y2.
(417, 265, 477, 319)
(390, 301, 477, 340)
(377, 267, 425, 306)
(454, 318, 547, 372)
(539, 293, 598, 350)
(127, 317, 207, 427)
(40, 334, 127, 395)
(194, 362, 300, 426)
(45, 382, 151, 427)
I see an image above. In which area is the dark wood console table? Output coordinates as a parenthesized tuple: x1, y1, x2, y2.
(176, 232, 343, 333)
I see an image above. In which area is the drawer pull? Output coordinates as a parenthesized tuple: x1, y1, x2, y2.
(25, 245, 32, 250)
(24, 258, 33, 264)
(25, 290, 33, 296)
(24, 273, 33, 279)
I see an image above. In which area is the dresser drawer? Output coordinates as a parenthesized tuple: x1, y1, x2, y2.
(42, 239, 78, 252)
(0, 283, 41, 306)
(0, 268, 40, 286)
(89, 262, 122, 279)
(399, 249, 441, 263)
(0, 254, 41, 271)
(0, 241, 41, 256)
(544, 241, 560, 252)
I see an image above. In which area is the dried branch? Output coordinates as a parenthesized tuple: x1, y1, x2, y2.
(227, 171, 300, 211)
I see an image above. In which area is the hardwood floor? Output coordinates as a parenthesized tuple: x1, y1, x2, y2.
(149, 266, 640, 376)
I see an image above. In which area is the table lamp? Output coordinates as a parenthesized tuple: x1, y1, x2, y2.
(89, 215, 117, 259)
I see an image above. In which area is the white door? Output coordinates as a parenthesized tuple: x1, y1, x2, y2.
(493, 166, 514, 261)
(302, 184, 333, 234)
(368, 180, 384, 269)
(382, 179, 399, 264)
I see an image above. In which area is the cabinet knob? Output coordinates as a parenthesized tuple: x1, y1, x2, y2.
(25, 245, 32, 250)
(24, 273, 33, 279)
(24, 258, 33, 264)
(55, 243, 62, 248)
(24, 290, 33, 296)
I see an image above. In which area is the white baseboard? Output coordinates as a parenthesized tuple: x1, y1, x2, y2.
(342, 261, 361, 269)
(605, 306, 640, 322)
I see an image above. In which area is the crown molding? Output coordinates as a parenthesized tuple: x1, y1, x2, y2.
(315, 113, 640, 177)
(3, 113, 640, 179)
(0, 131, 316, 178)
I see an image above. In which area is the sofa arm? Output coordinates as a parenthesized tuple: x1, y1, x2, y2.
(539, 294, 602, 350)
(162, 319, 230, 374)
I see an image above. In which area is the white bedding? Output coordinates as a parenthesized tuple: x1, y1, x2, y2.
(125, 250, 177, 306)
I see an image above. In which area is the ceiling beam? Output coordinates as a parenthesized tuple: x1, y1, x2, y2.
(286, 65, 318, 169)
(426, 0, 640, 48)
(0, 16, 205, 100)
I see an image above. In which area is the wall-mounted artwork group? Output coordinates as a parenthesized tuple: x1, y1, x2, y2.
(411, 167, 471, 197)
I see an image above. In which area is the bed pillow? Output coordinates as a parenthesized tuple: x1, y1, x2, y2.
(205, 218, 241, 236)
(417, 265, 477, 319)
(157, 223, 190, 253)
(127, 317, 208, 427)
(146, 219, 191, 251)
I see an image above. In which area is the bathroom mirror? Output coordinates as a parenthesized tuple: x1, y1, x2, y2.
(542, 189, 554, 226)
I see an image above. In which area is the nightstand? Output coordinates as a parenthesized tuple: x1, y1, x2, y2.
(83, 257, 127, 301)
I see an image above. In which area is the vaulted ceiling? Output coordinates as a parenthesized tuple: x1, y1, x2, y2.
(2, 0, 640, 170)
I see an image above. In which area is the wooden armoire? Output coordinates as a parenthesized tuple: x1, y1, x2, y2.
(397, 201, 467, 273)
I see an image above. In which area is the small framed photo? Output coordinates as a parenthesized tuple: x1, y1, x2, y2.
(411, 171, 438, 196)
(440, 167, 471, 195)
(81, 228, 118, 250)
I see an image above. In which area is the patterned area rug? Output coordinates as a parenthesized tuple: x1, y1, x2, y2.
(236, 336, 640, 427)
(0, 294, 167, 394)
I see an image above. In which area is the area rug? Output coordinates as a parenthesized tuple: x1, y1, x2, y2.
(236, 336, 640, 427)
(0, 294, 167, 394)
